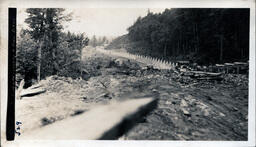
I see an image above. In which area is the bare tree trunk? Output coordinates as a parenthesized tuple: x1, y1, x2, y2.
(183, 44, 185, 56)
(241, 48, 244, 59)
(193, 23, 200, 53)
(164, 43, 167, 57)
(48, 31, 56, 75)
(196, 24, 200, 53)
(177, 40, 180, 55)
(37, 11, 45, 82)
(219, 35, 223, 63)
(80, 42, 83, 78)
(37, 39, 42, 82)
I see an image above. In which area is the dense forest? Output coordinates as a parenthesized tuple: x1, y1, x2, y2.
(16, 8, 89, 88)
(109, 8, 249, 65)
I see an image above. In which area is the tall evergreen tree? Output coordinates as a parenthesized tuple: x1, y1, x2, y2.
(25, 8, 72, 81)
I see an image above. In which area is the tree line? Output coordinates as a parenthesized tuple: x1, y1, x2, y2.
(125, 8, 249, 65)
(89, 35, 111, 47)
(16, 8, 89, 88)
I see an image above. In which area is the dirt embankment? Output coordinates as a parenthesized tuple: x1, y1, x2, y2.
(16, 47, 248, 140)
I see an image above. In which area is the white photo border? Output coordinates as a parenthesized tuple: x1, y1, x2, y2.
(0, 0, 255, 147)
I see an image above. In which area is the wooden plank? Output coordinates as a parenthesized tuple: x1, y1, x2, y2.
(17, 97, 158, 140)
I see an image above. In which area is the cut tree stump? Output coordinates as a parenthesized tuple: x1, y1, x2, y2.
(17, 97, 158, 140)
(15, 79, 25, 100)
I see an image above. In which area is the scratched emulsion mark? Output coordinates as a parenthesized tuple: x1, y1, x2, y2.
(15, 121, 22, 136)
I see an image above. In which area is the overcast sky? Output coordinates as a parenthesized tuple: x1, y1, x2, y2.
(18, 8, 166, 38)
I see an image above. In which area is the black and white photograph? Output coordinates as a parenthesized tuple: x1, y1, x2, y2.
(0, 0, 255, 147)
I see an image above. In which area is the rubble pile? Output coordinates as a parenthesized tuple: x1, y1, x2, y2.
(222, 74, 249, 86)
(16, 47, 248, 141)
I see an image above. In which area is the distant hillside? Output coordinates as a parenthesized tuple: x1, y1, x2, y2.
(105, 35, 130, 50)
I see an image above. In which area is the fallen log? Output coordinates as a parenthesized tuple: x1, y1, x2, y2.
(224, 63, 234, 66)
(196, 76, 223, 81)
(29, 84, 43, 89)
(20, 87, 46, 98)
(183, 71, 222, 77)
(181, 71, 223, 81)
(17, 97, 158, 140)
(233, 62, 248, 65)
(191, 71, 222, 76)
